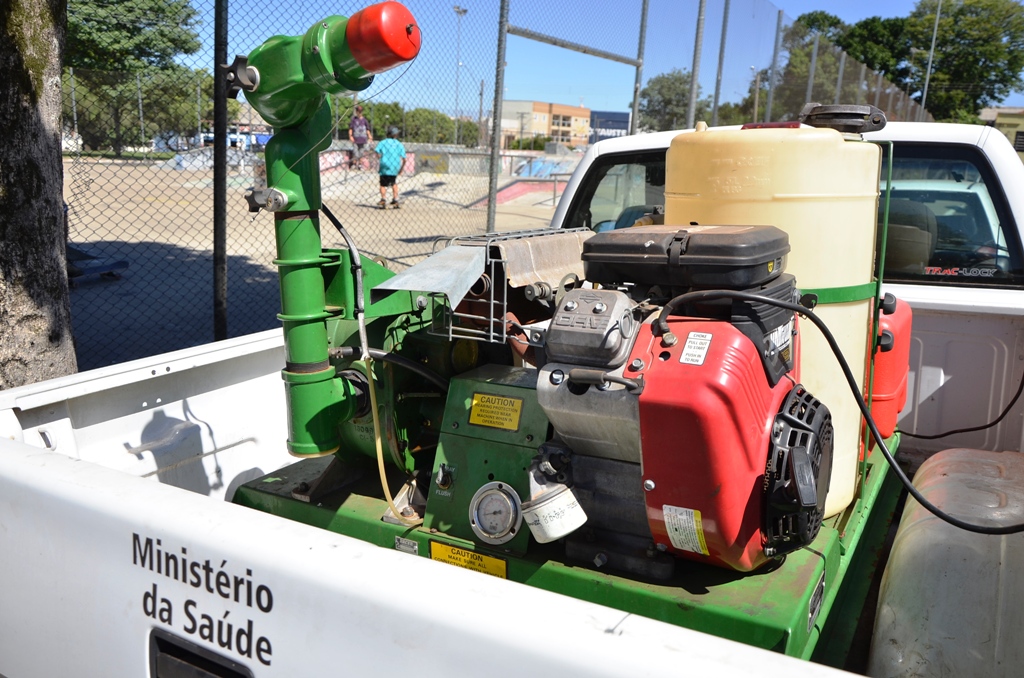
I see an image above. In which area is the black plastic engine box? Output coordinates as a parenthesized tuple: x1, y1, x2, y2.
(582, 224, 789, 289)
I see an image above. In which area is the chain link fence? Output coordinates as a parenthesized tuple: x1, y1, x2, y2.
(62, 0, 931, 370)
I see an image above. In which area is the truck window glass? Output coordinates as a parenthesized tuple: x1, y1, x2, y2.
(563, 151, 665, 232)
(879, 143, 1024, 287)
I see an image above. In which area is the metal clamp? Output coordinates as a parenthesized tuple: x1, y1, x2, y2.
(222, 55, 260, 99)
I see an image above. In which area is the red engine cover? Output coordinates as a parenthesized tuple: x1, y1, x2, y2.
(872, 298, 913, 438)
(631, 317, 793, 572)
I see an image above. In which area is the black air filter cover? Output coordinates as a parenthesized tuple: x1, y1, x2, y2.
(582, 224, 789, 289)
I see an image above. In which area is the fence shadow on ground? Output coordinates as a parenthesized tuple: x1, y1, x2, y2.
(70, 240, 281, 370)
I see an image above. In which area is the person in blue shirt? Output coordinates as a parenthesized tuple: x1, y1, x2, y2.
(375, 127, 408, 208)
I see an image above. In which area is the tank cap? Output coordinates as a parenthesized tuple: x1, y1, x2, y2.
(798, 103, 886, 134)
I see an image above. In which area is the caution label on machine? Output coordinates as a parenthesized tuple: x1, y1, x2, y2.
(663, 505, 709, 555)
(468, 393, 523, 431)
(429, 542, 507, 579)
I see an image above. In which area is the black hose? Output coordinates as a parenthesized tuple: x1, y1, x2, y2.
(657, 289, 1024, 536)
(901, 364, 1024, 439)
(321, 204, 364, 319)
(330, 346, 449, 391)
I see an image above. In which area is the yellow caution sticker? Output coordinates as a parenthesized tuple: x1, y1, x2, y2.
(429, 542, 507, 579)
(663, 505, 709, 556)
(468, 392, 523, 432)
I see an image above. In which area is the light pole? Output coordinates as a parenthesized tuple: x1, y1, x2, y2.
(751, 66, 760, 124)
(920, 0, 942, 121)
(453, 5, 468, 145)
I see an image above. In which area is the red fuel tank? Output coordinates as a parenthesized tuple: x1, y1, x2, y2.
(631, 317, 794, 572)
(871, 297, 913, 439)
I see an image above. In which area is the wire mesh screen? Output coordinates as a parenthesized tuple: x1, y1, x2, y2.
(62, 0, 529, 370)
(61, 0, 931, 370)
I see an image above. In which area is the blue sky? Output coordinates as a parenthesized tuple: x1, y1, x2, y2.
(202, 0, 1023, 119)
(496, 0, 1024, 113)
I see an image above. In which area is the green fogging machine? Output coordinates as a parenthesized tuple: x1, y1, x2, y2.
(226, 4, 910, 658)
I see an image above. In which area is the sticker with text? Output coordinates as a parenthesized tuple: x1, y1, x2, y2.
(680, 332, 713, 365)
(663, 505, 709, 555)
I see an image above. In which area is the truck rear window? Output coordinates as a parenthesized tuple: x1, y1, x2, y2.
(879, 143, 1024, 287)
(562, 151, 666, 233)
(564, 142, 1024, 289)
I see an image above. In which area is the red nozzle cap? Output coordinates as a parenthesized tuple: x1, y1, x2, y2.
(346, 2, 422, 74)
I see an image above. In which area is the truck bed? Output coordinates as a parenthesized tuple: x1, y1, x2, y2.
(0, 331, 855, 677)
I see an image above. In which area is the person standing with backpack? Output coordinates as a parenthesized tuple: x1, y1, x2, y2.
(375, 126, 408, 209)
(348, 105, 372, 168)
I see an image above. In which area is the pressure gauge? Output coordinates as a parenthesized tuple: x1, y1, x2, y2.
(468, 482, 523, 545)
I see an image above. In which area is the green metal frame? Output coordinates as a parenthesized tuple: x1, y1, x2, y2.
(235, 428, 900, 660)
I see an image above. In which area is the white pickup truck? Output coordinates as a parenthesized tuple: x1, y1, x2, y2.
(2, 119, 1022, 677)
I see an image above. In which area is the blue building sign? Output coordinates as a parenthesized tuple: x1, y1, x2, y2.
(590, 111, 631, 143)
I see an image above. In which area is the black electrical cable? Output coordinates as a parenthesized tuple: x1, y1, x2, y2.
(901, 365, 1024, 440)
(657, 290, 1024, 536)
(330, 346, 450, 391)
(321, 205, 364, 319)
(321, 203, 449, 392)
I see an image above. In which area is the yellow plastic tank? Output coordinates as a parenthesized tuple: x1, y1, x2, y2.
(665, 124, 880, 517)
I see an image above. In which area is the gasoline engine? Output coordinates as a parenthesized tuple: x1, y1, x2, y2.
(228, 3, 912, 654)
(545, 225, 832, 572)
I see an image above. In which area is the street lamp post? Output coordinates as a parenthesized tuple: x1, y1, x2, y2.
(454, 5, 468, 145)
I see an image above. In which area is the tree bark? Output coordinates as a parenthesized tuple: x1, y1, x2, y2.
(0, 0, 77, 388)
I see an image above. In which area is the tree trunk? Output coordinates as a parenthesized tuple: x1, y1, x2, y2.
(0, 0, 77, 388)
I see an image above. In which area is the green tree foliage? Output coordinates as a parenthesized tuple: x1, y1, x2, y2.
(906, 0, 1024, 120)
(403, 107, 455, 144)
(714, 101, 754, 126)
(456, 120, 480, 147)
(765, 19, 854, 121)
(793, 11, 846, 43)
(508, 136, 551, 151)
(838, 17, 913, 90)
(353, 102, 478, 147)
(65, 0, 201, 155)
(67, 0, 200, 71)
(360, 101, 405, 141)
(64, 66, 233, 153)
(791, 1, 1024, 121)
(636, 68, 710, 131)
(145, 67, 205, 149)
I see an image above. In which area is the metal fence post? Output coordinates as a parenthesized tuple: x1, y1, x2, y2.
(137, 73, 146, 148)
(711, 0, 731, 126)
(833, 51, 846, 105)
(213, 0, 228, 340)
(486, 0, 510, 234)
(70, 67, 79, 139)
(765, 10, 783, 122)
(630, 0, 649, 134)
(686, 0, 707, 130)
(805, 33, 819, 104)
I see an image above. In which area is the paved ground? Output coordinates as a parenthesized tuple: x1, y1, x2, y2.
(64, 158, 563, 370)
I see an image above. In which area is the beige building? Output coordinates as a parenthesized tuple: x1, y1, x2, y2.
(501, 100, 591, 148)
(980, 107, 1024, 162)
